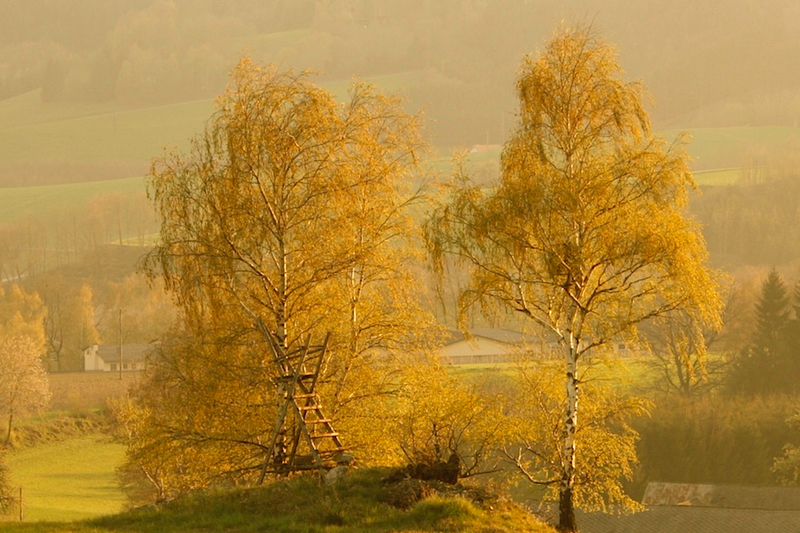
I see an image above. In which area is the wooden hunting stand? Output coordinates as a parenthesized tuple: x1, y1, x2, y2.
(257, 331, 345, 482)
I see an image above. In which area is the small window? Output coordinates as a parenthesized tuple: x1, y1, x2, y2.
(110, 364, 117, 371)
(618, 343, 626, 350)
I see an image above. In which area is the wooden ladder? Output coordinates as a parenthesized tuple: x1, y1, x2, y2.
(258, 331, 345, 481)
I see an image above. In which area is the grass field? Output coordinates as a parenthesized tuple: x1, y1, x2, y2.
(0, 70, 425, 171)
(0, 176, 146, 225)
(0, 91, 212, 166)
(665, 125, 800, 171)
(692, 167, 741, 186)
(5, 436, 126, 522)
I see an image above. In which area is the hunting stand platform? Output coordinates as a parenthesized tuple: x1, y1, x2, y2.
(257, 331, 346, 482)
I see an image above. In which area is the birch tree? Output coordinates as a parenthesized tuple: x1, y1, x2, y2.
(120, 58, 439, 498)
(427, 27, 721, 532)
(0, 335, 50, 445)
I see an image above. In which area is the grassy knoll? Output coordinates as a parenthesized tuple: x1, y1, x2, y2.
(5, 435, 126, 522)
(0, 468, 554, 533)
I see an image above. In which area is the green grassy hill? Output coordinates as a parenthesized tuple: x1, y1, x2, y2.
(0, 468, 555, 533)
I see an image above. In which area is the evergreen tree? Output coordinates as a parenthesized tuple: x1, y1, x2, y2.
(728, 269, 795, 394)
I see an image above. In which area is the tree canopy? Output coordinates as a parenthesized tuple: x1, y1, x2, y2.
(119, 58, 440, 500)
(427, 26, 721, 532)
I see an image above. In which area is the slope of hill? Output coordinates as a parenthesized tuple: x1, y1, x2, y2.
(0, 468, 556, 533)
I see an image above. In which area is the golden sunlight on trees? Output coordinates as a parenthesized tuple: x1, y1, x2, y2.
(426, 27, 722, 532)
(503, 364, 650, 513)
(117, 58, 440, 499)
(389, 357, 509, 478)
(0, 335, 51, 445)
(0, 284, 47, 354)
(38, 277, 100, 371)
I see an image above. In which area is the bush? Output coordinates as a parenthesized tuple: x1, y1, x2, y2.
(633, 394, 797, 493)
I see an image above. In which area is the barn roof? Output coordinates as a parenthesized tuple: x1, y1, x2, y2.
(94, 343, 152, 363)
(444, 328, 545, 346)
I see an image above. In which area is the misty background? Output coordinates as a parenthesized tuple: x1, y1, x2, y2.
(2, 0, 800, 366)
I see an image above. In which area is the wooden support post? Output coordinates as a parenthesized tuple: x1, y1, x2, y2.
(118, 308, 123, 380)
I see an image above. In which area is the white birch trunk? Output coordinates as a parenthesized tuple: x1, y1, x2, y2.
(558, 329, 579, 532)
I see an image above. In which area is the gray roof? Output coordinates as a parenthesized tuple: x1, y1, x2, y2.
(643, 482, 800, 510)
(95, 344, 152, 363)
(575, 483, 800, 533)
(444, 328, 545, 346)
(578, 506, 800, 533)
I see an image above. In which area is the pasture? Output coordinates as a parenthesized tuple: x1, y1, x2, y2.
(1, 372, 136, 522)
(5, 436, 126, 522)
(0, 91, 211, 166)
(0, 177, 145, 225)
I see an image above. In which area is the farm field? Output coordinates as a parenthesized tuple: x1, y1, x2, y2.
(2, 76, 796, 185)
(0, 90, 212, 166)
(664, 126, 800, 171)
(692, 167, 740, 186)
(0, 70, 426, 174)
(0, 177, 145, 225)
(5, 435, 126, 522)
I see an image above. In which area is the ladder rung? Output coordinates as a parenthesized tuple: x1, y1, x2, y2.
(278, 372, 315, 381)
(305, 419, 332, 424)
(310, 432, 339, 439)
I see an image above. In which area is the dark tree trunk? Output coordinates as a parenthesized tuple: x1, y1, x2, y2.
(558, 484, 577, 532)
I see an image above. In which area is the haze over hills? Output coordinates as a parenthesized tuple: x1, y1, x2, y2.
(3, 1, 800, 271)
(2, 0, 800, 187)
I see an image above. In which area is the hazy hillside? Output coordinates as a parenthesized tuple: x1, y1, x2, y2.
(3, 0, 800, 156)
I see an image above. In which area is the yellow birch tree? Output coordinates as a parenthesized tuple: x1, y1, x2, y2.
(0, 335, 51, 444)
(426, 27, 721, 532)
(118, 58, 439, 500)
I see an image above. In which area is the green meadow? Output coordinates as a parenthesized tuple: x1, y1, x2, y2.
(5, 436, 126, 522)
(0, 176, 145, 225)
(0, 70, 425, 171)
(0, 91, 212, 166)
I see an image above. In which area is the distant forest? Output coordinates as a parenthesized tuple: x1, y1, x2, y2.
(3, 0, 800, 147)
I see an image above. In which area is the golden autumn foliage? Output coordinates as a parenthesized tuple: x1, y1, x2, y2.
(0, 335, 51, 445)
(427, 26, 721, 532)
(388, 357, 509, 477)
(0, 284, 47, 354)
(503, 363, 650, 513)
(116, 58, 442, 502)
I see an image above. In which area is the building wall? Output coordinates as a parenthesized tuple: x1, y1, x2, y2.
(442, 337, 515, 364)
